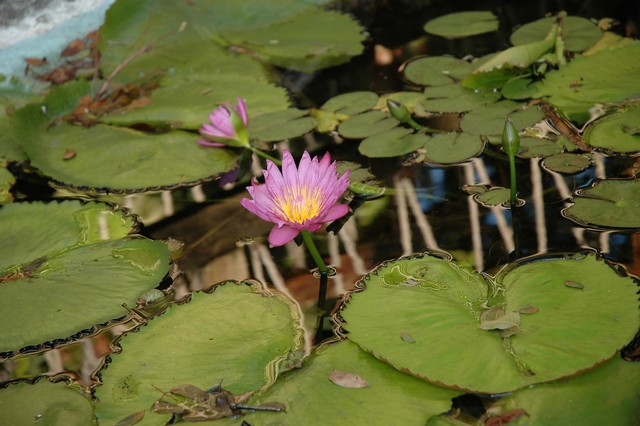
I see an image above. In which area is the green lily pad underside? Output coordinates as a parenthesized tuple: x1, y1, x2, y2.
(562, 179, 640, 229)
(423, 11, 499, 38)
(0, 379, 94, 425)
(0, 200, 136, 273)
(339, 251, 639, 394)
(510, 16, 603, 52)
(16, 109, 238, 193)
(0, 237, 171, 355)
(94, 281, 304, 426)
(583, 106, 640, 153)
(244, 339, 460, 425)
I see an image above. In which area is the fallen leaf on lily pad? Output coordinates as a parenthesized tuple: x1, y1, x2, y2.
(329, 370, 371, 388)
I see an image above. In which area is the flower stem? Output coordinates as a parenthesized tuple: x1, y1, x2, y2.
(509, 156, 517, 208)
(301, 230, 328, 274)
(250, 147, 281, 165)
(301, 230, 329, 310)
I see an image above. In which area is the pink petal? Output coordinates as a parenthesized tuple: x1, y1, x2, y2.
(268, 225, 300, 246)
(321, 203, 350, 222)
(198, 139, 226, 147)
(236, 97, 248, 125)
(280, 150, 298, 189)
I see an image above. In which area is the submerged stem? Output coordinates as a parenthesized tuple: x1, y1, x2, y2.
(301, 230, 329, 310)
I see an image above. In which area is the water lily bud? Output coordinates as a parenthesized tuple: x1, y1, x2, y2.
(387, 99, 411, 123)
(502, 118, 520, 157)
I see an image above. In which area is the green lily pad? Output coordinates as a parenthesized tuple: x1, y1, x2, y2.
(422, 84, 500, 113)
(338, 111, 399, 139)
(16, 114, 238, 193)
(221, 8, 366, 73)
(424, 11, 499, 38)
(0, 236, 170, 355)
(0, 168, 15, 204)
(101, 73, 291, 130)
(99, 0, 345, 81)
(562, 179, 640, 229)
(461, 67, 525, 90)
(495, 356, 640, 425)
(358, 128, 426, 158)
(250, 109, 317, 142)
(339, 251, 639, 393)
(338, 161, 385, 197)
(474, 25, 557, 73)
(473, 187, 514, 207)
(510, 16, 603, 53)
(402, 56, 473, 86)
(321, 91, 379, 116)
(94, 281, 304, 426)
(501, 76, 542, 100)
(460, 101, 545, 136)
(0, 201, 136, 273)
(243, 340, 460, 425)
(534, 43, 640, 121)
(422, 132, 485, 165)
(516, 137, 564, 157)
(377, 92, 430, 116)
(583, 107, 640, 153)
(542, 153, 592, 174)
(0, 379, 94, 425)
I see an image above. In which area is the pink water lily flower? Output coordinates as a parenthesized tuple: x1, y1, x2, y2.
(241, 150, 351, 246)
(198, 97, 249, 148)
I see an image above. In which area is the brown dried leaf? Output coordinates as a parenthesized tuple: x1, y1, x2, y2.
(114, 410, 145, 426)
(61, 39, 86, 57)
(564, 280, 585, 289)
(329, 370, 370, 388)
(518, 304, 540, 314)
(24, 57, 47, 66)
(63, 149, 76, 160)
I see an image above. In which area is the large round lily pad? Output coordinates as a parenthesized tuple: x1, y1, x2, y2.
(0, 236, 171, 355)
(94, 281, 304, 426)
(0, 379, 94, 425)
(244, 339, 460, 425)
(338, 251, 639, 394)
(533, 43, 640, 120)
(0, 201, 136, 272)
(496, 356, 640, 425)
(562, 179, 640, 229)
(17, 116, 238, 193)
(358, 128, 426, 158)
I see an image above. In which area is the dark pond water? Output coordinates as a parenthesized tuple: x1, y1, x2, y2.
(1, 0, 639, 422)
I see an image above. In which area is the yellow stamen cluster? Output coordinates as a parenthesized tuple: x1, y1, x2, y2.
(274, 185, 323, 224)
